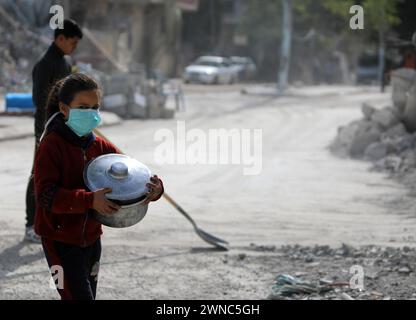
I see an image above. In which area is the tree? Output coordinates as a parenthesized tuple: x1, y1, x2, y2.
(236, 0, 401, 86)
(236, 0, 282, 80)
(362, 0, 400, 91)
(323, 0, 400, 91)
(277, 0, 293, 94)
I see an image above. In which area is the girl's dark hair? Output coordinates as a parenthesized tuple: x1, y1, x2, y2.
(45, 73, 100, 120)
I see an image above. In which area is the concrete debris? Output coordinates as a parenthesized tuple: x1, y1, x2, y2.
(373, 155, 402, 173)
(249, 243, 277, 252)
(381, 123, 407, 140)
(363, 141, 395, 162)
(370, 107, 399, 131)
(398, 267, 412, 274)
(265, 244, 416, 300)
(331, 67, 416, 184)
(237, 253, 247, 260)
(331, 76, 416, 181)
(0, 24, 46, 93)
(340, 292, 354, 300)
(332, 119, 381, 157)
(0, 13, 175, 120)
(361, 103, 376, 120)
(350, 122, 382, 157)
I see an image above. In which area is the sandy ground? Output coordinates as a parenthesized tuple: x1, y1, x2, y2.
(1, 84, 416, 299)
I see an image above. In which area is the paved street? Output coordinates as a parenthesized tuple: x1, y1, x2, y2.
(1, 84, 416, 299)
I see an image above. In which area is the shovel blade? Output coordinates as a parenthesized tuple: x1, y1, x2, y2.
(196, 228, 229, 250)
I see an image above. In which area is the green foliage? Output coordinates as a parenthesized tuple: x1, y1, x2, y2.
(237, 0, 401, 41)
(320, 0, 400, 30)
(361, 0, 401, 30)
(234, 0, 402, 80)
(320, 0, 359, 18)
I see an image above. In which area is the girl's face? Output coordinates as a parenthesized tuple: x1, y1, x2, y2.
(59, 90, 101, 120)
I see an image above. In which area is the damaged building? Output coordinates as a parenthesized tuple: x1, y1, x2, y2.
(0, 0, 199, 117)
(65, 0, 190, 77)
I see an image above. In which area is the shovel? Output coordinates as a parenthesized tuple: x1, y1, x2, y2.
(93, 128, 229, 251)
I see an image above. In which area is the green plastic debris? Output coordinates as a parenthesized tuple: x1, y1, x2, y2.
(269, 274, 334, 298)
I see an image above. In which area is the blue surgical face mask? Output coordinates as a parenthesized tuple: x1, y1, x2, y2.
(65, 108, 101, 137)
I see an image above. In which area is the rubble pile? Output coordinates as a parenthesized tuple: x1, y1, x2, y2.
(0, 23, 47, 94)
(330, 68, 416, 178)
(266, 244, 416, 300)
(0, 4, 177, 119)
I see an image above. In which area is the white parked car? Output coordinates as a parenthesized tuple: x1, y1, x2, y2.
(183, 56, 238, 84)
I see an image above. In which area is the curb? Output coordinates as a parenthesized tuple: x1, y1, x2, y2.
(0, 111, 122, 142)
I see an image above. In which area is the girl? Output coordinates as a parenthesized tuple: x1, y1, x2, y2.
(34, 73, 164, 300)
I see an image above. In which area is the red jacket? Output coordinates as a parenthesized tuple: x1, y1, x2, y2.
(34, 114, 129, 246)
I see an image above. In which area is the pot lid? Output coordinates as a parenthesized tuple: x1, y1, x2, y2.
(84, 154, 151, 201)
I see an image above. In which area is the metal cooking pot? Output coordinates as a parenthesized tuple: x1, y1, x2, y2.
(83, 153, 151, 228)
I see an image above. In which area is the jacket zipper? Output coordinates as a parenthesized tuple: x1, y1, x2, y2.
(81, 148, 88, 247)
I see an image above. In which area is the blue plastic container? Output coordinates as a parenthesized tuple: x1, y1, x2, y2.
(5, 93, 35, 112)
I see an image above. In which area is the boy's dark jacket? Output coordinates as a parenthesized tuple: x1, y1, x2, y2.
(32, 43, 71, 140)
(34, 113, 163, 246)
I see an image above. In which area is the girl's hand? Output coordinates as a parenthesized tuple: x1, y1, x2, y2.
(144, 175, 164, 204)
(92, 188, 121, 215)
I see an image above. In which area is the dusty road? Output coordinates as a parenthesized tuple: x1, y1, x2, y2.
(1, 84, 416, 299)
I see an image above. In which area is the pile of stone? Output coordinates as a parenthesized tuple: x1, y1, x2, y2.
(0, 26, 44, 93)
(269, 244, 416, 300)
(0, 4, 51, 94)
(330, 68, 416, 176)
